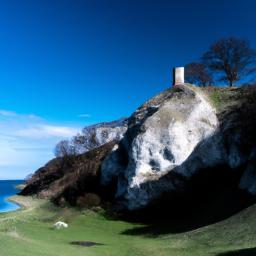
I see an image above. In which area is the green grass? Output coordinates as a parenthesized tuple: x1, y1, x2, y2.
(200, 86, 243, 112)
(208, 90, 224, 110)
(1, 196, 256, 256)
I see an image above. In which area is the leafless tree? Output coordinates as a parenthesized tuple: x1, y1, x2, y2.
(202, 37, 256, 87)
(54, 140, 75, 158)
(185, 62, 212, 86)
(71, 129, 99, 154)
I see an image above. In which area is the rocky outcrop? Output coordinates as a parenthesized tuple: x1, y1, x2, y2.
(73, 118, 128, 154)
(101, 85, 256, 210)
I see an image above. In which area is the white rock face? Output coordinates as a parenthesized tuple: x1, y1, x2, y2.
(101, 84, 256, 209)
(53, 221, 68, 229)
(130, 92, 217, 181)
(101, 85, 222, 209)
(74, 118, 128, 154)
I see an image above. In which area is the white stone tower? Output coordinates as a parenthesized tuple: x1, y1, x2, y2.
(173, 67, 184, 85)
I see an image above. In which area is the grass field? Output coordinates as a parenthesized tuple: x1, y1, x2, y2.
(1, 196, 256, 256)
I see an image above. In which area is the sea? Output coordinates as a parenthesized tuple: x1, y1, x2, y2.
(0, 180, 24, 213)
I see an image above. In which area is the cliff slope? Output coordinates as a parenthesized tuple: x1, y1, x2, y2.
(73, 118, 128, 154)
(21, 84, 256, 211)
(102, 84, 256, 209)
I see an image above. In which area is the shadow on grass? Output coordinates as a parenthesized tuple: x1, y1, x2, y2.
(217, 247, 256, 255)
(120, 190, 255, 237)
(70, 241, 104, 247)
(117, 165, 256, 237)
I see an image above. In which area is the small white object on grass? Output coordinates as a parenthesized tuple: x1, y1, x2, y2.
(53, 221, 68, 229)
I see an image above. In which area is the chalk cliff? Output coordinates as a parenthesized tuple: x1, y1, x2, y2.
(69, 118, 128, 154)
(101, 84, 256, 209)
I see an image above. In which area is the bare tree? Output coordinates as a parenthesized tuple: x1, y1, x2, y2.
(185, 62, 212, 86)
(71, 132, 91, 154)
(54, 140, 75, 158)
(202, 37, 256, 87)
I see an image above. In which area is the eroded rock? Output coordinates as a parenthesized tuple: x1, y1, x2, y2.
(101, 84, 256, 210)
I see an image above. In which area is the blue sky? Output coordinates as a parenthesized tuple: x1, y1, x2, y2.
(0, 0, 256, 179)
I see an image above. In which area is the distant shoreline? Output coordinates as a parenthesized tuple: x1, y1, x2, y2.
(6, 195, 35, 211)
(0, 198, 20, 213)
(6, 197, 24, 210)
(0, 180, 25, 213)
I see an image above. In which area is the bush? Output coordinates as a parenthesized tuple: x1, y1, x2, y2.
(76, 193, 101, 208)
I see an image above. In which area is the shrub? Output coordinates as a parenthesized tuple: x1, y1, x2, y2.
(76, 193, 101, 208)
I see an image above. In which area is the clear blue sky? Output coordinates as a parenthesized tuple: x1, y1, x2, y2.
(0, 0, 255, 179)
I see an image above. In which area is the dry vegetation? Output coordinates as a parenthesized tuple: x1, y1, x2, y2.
(20, 141, 116, 207)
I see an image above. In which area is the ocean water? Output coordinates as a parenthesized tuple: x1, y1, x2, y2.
(0, 180, 24, 213)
